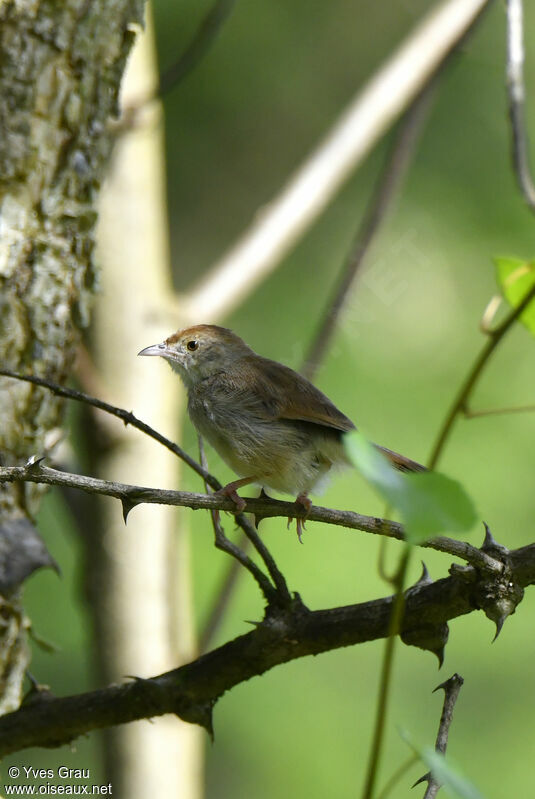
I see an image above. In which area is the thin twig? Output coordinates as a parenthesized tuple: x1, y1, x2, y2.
(427, 281, 535, 469)
(179, 0, 491, 324)
(464, 403, 535, 418)
(432, 674, 464, 754)
(0, 369, 290, 601)
(157, 0, 237, 99)
(211, 521, 276, 602)
(0, 463, 503, 572)
(415, 674, 464, 798)
(506, 0, 535, 212)
(301, 83, 436, 379)
(197, 434, 258, 647)
(199, 552, 246, 652)
(0, 369, 221, 490)
(118, 0, 237, 132)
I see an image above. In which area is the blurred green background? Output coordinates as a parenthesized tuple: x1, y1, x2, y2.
(6, 0, 535, 796)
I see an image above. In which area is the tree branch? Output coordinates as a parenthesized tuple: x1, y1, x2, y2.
(506, 0, 535, 213)
(180, 0, 491, 323)
(0, 463, 502, 574)
(0, 368, 220, 491)
(0, 369, 292, 605)
(416, 673, 464, 798)
(0, 552, 531, 756)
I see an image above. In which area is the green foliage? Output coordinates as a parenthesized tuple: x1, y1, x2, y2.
(345, 431, 477, 544)
(494, 255, 535, 334)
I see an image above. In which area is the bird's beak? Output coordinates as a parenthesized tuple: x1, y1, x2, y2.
(138, 343, 168, 357)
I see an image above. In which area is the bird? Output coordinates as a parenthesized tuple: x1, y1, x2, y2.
(138, 324, 424, 540)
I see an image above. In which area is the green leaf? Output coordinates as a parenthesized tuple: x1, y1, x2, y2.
(400, 471, 477, 544)
(494, 255, 535, 335)
(345, 431, 477, 544)
(420, 748, 486, 799)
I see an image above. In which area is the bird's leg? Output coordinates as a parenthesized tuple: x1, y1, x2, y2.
(288, 492, 312, 543)
(215, 476, 257, 515)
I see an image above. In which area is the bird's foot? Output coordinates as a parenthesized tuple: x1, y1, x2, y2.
(216, 476, 256, 514)
(287, 493, 312, 543)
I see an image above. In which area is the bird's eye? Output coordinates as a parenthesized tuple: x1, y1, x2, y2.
(186, 340, 198, 351)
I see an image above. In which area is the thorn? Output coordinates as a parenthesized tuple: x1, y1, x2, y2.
(433, 673, 464, 693)
(123, 411, 135, 428)
(121, 497, 138, 524)
(486, 600, 514, 641)
(25, 454, 45, 469)
(183, 702, 214, 740)
(401, 622, 449, 664)
(415, 561, 432, 586)
(26, 670, 40, 690)
(21, 674, 54, 706)
(481, 522, 508, 554)
(492, 615, 505, 642)
(481, 584, 524, 641)
(49, 557, 62, 578)
(412, 773, 430, 788)
(254, 488, 272, 528)
(433, 645, 445, 669)
(206, 709, 215, 742)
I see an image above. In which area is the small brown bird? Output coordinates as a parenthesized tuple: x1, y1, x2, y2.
(139, 325, 424, 539)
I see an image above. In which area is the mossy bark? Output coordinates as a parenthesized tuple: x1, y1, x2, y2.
(0, 0, 145, 712)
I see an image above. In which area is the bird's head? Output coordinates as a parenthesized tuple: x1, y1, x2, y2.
(138, 324, 252, 387)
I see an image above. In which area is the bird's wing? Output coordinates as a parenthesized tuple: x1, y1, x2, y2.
(236, 356, 355, 432)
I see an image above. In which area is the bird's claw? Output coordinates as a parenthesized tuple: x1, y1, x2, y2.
(288, 493, 312, 543)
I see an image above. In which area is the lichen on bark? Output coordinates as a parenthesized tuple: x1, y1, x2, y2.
(0, 0, 145, 712)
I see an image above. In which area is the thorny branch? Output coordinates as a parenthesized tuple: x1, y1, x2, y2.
(0, 368, 290, 603)
(416, 673, 465, 798)
(0, 368, 220, 490)
(0, 462, 502, 574)
(0, 550, 530, 756)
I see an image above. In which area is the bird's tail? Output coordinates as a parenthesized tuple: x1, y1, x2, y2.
(376, 445, 427, 473)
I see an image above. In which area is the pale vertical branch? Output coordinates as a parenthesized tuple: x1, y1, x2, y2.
(92, 7, 203, 798)
(180, 0, 490, 324)
(506, 0, 535, 212)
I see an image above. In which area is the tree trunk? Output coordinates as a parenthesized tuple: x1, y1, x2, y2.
(0, 0, 144, 711)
